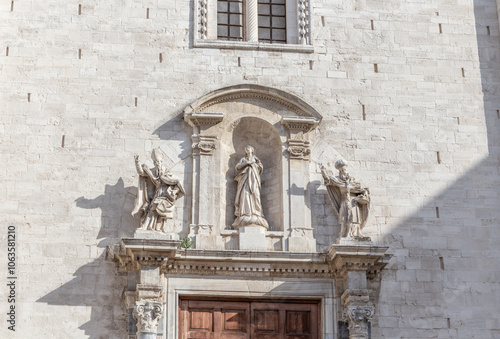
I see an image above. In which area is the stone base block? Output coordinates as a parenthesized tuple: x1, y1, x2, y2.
(337, 236, 372, 246)
(238, 225, 267, 251)
(134, 229, 177, 240)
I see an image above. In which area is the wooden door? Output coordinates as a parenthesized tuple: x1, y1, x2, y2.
(179, 299, 319, 339)
(252, 302, 318, 339)
(179, 300, 250, 339)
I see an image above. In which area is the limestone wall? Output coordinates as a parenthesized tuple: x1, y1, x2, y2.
(1, 0, 499, 338)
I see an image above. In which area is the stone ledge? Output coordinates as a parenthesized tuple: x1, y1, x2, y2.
(193, 39, 315, 53)
(110, 238, 392, 279)
(327, 243, 392, 278)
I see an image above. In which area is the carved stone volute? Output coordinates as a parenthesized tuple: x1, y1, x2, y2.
(342, 305, 374, 339)
(133, 301, 163, 335)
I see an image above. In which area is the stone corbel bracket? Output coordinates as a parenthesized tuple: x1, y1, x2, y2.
(183, 112, 224, 128)
(109, 238, 182, 273)
(327, 244, 392, 279)
(281, 116, 319, 132)
(281, 117, 319, 160)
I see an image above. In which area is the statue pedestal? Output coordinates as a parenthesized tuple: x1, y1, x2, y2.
(134, 229, 177, 240)
(336, 236, 372, 246)
(238, 225, 267, 251)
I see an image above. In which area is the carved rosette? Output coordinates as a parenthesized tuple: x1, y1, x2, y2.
(342, 306, 374, 338)
(192, 135, 217, 155)
(133, 301, 163, 333)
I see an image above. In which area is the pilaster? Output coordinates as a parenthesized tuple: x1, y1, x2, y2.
(184, 112, 224, 249)
(110, 239, 181, 338)
(327, 242, 391, 339)
(281, 117, 319, 251)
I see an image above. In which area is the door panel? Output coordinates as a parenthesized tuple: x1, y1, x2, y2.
(179, 299, 319, 339)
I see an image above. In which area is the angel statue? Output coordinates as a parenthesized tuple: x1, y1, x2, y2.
(132, 148, 185, 233)
(233, 145, 269, 229)
(321, 159, 370, 238)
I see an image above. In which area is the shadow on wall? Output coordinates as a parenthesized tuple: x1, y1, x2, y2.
(37, 252, 127, 338)
(36, 112, 193, 337)
(370, 2, 500, 337)
(75, 178, 137, 247)
(153, 112, 193, 237)
(37, 177, 137, 337)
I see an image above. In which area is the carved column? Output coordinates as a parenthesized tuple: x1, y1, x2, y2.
(298, 0, 310, 44)
(133, 302, 163, 339)
(282, 117, 318, 252)
(184, 112, 224, 249)
(246, 0, 259, 42)
(328, 243, 391, 339)
(342, 296, 374, 339)
(110, 238, 181, 338)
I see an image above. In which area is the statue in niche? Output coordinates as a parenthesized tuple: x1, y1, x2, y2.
(321, 159, 370, 238)
(132, 148, 185, 233)
(233, 145, 269, 229)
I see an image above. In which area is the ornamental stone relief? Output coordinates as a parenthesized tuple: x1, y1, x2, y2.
(113, 85, 391, 339)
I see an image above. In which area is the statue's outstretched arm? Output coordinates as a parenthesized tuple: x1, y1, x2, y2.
(134, 155, 145, 176)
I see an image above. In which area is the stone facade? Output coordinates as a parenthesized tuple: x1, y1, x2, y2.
(1, 0, 500, 338)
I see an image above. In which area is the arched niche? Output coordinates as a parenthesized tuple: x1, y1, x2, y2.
(184, 84, 322, 251)
(222, 117, 283, 231)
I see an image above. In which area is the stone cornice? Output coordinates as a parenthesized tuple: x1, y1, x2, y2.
(110, 238, 392, 279)
(167, 249, 333, 278)
(110, 238, 181, 272)
(327, 244, 392, 278)
(281, 116, 320, 131)
(183, 112, 224, 127)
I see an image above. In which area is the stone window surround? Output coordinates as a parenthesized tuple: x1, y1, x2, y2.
(194, 0, 313, 53)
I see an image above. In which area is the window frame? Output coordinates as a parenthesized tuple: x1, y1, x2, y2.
(194, 0, 314, 52)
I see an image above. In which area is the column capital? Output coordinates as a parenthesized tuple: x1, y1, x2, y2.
(342, 305, 374, 339)
(133, 301, 163, 334)
(192, 135, 218, 155)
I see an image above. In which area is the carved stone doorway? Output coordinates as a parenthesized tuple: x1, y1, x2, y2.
(179, 298, 320, 338)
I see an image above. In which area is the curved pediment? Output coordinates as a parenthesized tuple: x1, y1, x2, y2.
(184, 84, 322, 121)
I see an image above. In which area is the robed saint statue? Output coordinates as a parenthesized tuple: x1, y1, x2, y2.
(132, 148, 185, 233)
(321, 159, 370, 238)
(233, 145, 269, 229)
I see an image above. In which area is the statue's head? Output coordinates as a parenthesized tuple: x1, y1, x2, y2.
(335, 159, 348, 176)
(152, 148, 164, 168)
(244, 145, 254, 156)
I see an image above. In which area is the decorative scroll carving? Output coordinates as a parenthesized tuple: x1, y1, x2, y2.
(199, 0, 208, 39)
(298, 0, 310, 45)
(342, 306, 374, 338)
(133, 301, 163, 333)
(132, 149, 185, 234)
(286, 140, 311, 160)
(192, 135, 217, 155)
(321, 160, 371, 239)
